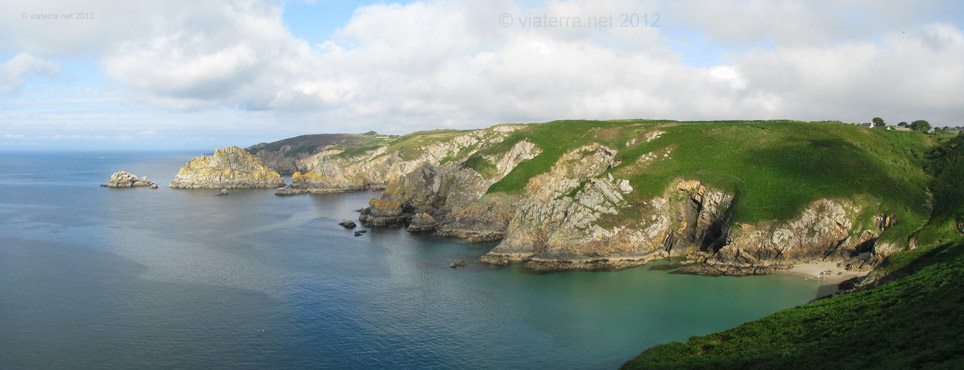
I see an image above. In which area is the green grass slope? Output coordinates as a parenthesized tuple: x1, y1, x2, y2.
(468, 120, 931, 244)
(622, 237, 964, 370)
(622, 130, 964, 369)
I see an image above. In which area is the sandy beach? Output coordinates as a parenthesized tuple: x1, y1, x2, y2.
(782, 261, 868, 285)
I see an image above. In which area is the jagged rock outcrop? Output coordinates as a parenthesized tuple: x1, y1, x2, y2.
(102, 171, 158, 189)
(359, 135, 899, 275)
(359, 198, 409, 227)
(407, 213, 438, 232)
(357, 137, 539, 241)
(170, 146, 286, 189)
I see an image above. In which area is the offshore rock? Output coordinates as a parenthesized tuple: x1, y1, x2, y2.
(170, 146, 286, 189)
(339, 220, 357, 229)
(103, 171, 157, 188)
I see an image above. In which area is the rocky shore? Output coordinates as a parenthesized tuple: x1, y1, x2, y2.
(102, 171, 158, 189)
(170, 146, 286, 189)
(348, 125, 904, 276)
(125, 120, 929, 278)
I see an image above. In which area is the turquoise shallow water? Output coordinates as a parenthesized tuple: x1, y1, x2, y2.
(0, 152, 823, 369)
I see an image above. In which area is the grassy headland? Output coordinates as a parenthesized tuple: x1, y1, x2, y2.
(622, 126, 964, 369)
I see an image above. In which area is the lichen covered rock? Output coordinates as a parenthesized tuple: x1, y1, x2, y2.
(103, 171, 157, 188)
(169, 146, 285, 189)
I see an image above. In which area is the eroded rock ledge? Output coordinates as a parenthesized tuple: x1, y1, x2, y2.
(170, 146, 286, 189)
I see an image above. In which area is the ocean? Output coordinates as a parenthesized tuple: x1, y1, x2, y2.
(0, 152, 823, 369)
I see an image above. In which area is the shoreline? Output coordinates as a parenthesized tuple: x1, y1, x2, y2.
(779, 261, 868, 285)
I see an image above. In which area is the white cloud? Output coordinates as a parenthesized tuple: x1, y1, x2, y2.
(2, 0, 964, 144)
(0, 53, 60, 94)
(4, 133, 26, 139)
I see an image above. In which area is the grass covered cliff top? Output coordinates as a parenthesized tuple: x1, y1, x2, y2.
(464, 119, 932, 244)
(281, 119, 944, 248)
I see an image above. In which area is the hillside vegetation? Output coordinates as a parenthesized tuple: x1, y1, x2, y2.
(623, 128, 964, 369)
(466, 120, 931, 244)
(622, 236, 964, 370)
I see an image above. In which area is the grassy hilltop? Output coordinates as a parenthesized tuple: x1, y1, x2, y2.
(622, 127, 964, 369)
(466, 119, 932, 245)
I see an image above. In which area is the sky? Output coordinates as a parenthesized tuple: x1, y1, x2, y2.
(0, 0, 963, 151)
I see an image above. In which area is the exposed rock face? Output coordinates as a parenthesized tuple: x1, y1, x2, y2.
(407, 213, 438, 232)
(247, 134, 386, 175)
(289, 125, 527, 193)
(357, 136, 539, 242)
(359, 198, 409, 227)
(170, 146, 286, 189)
(103, 171, 157, 188)
(358, 135, 898, 274)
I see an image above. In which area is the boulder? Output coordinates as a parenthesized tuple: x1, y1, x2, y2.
(407, 213, 438, 232)
(339, 220, 357, 229)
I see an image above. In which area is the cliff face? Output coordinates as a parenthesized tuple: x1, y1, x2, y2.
(170, 146, 286, 189)
(351, 120, 925, 275)
(286, 125, 528, 194)
(358, 138, 538, 241)
(246, 134, 385, 175)
(365, 147, 891, 274)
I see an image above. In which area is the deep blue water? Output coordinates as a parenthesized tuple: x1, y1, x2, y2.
(0, 152, 824, 369)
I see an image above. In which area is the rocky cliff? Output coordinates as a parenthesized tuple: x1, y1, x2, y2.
(246, 133, 388, 175)
(350, 120, 933, 275)
(170, 146, 286, 189)
(102, 171, 158, 189)
(281, 125, 529, 195)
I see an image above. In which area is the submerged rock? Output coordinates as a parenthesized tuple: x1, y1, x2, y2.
(218, 189, 229, 196)
(450, 260, 467, 268)
(354, 231, 363, 237)
(170, 146, 286, 189)
(275, 187, 309, 196)
(103, 171, 157, 188)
